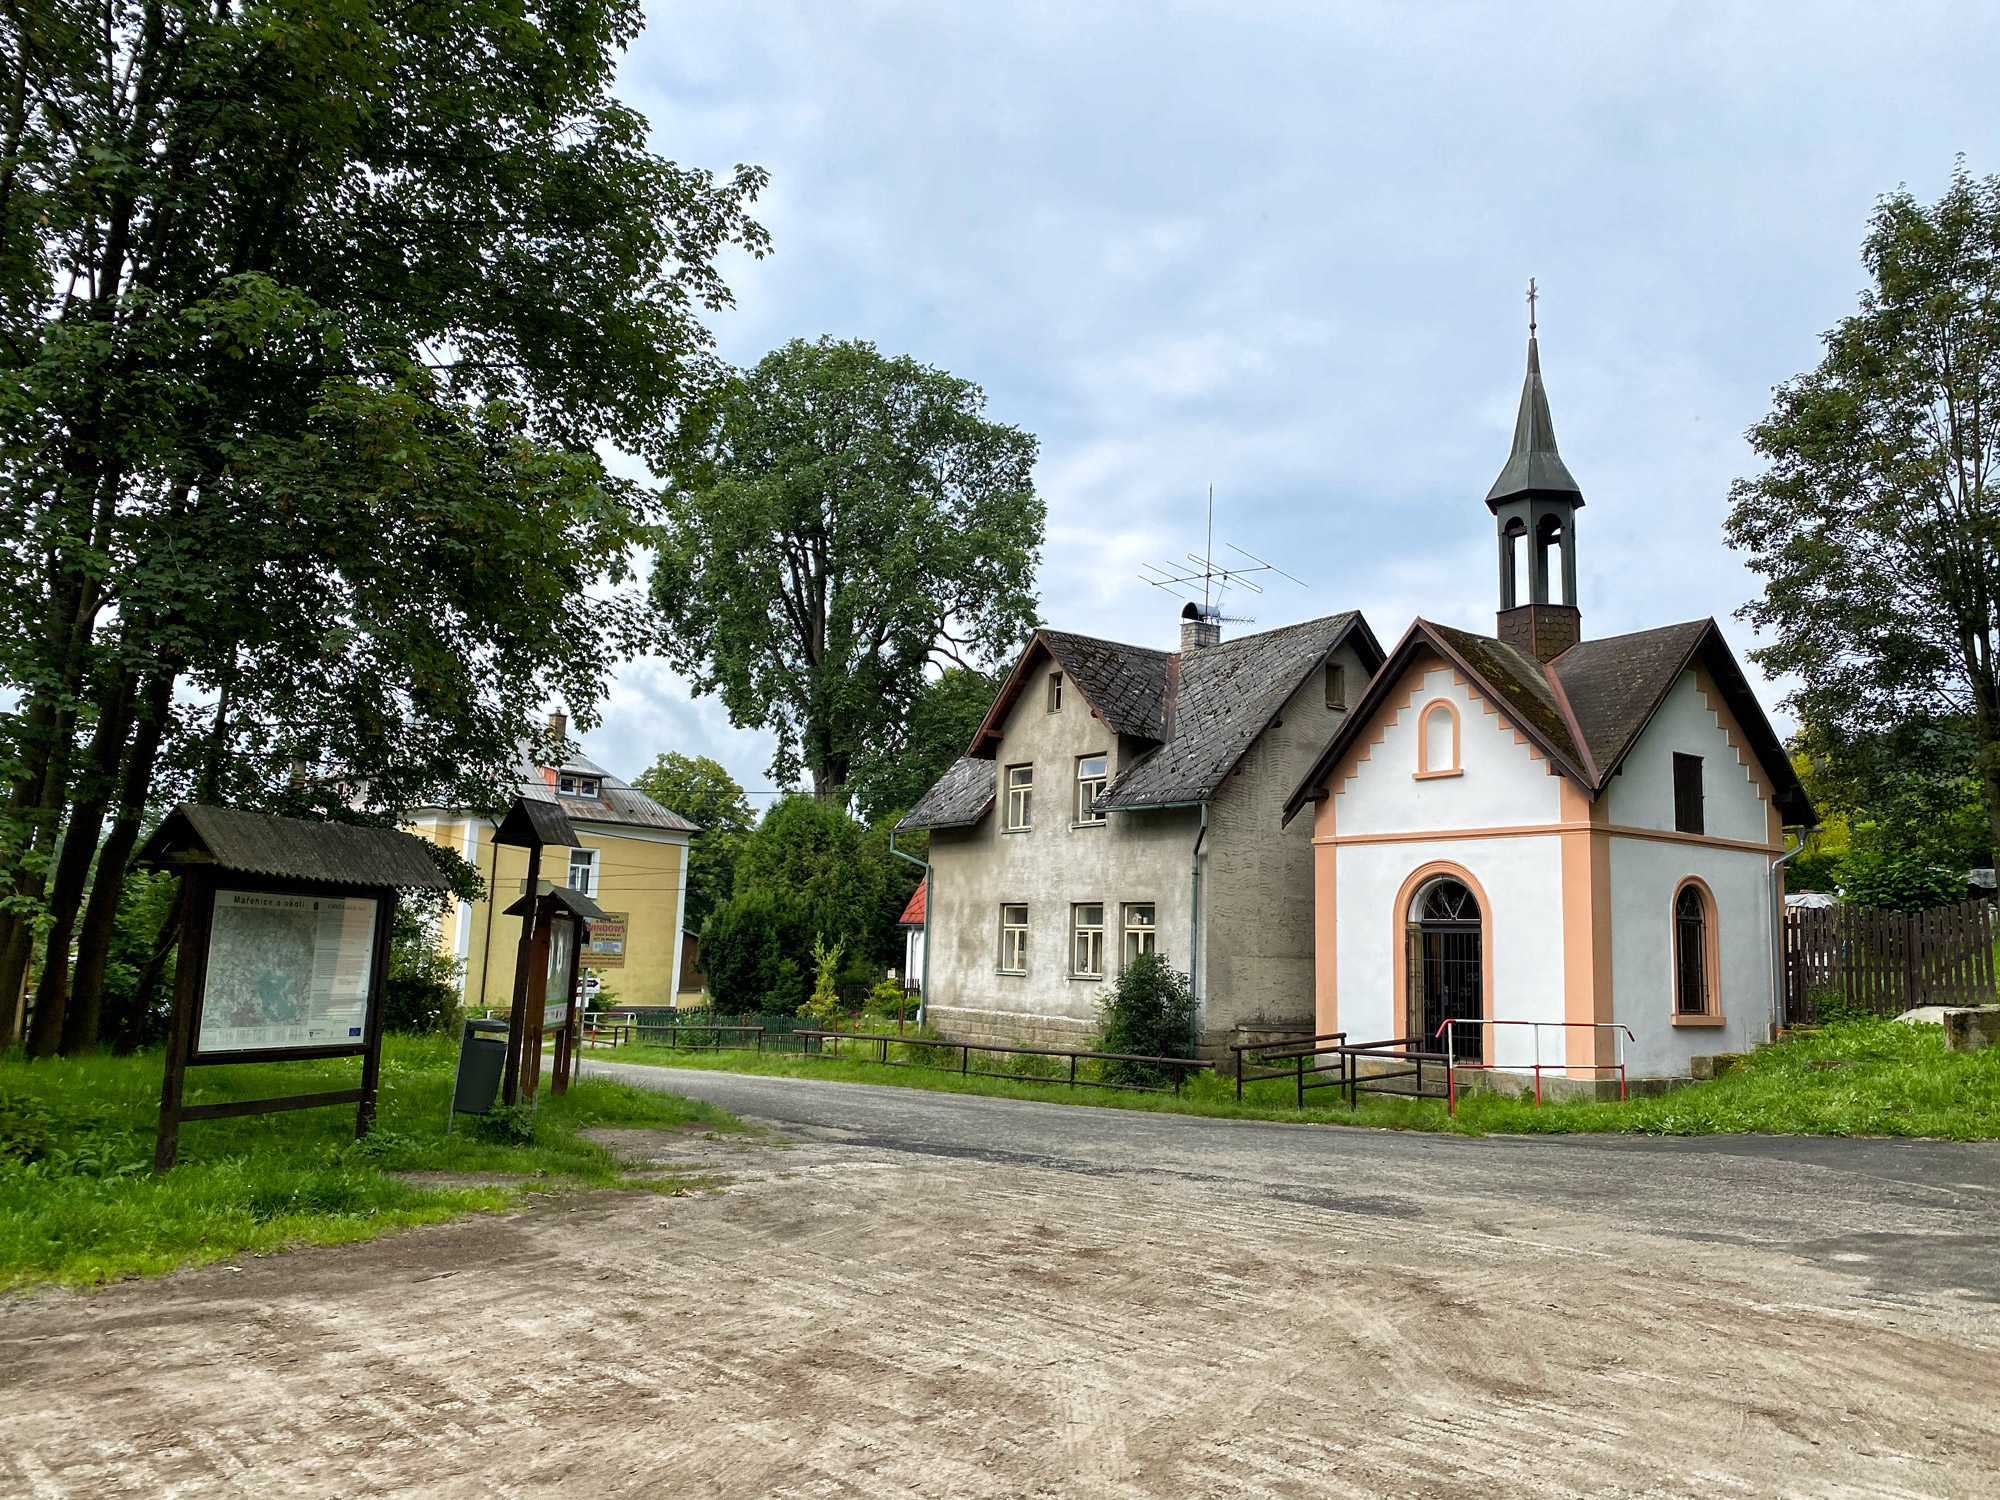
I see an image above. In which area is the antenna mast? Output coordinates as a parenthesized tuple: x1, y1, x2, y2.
(1140, 487, 1306, 628)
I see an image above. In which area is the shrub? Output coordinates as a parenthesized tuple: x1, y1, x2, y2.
(797, 937, 846, 1026)
(1096, 952, 1196, 1086)
(700, 890, 813, 1012)
(1837, 847, 1967, 912)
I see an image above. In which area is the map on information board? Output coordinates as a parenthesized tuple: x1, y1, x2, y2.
(197, 889, 379, 1054)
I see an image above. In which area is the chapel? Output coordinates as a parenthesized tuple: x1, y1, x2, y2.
(1283, 335, 1815, 1084)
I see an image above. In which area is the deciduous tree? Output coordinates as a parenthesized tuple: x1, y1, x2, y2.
(652, 337, 1040, 805)
(1727, 167, 2000, 864)
(0, 0, 767, 1053)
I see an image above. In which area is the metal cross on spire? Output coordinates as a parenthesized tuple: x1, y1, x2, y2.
(1526, 276, 1538, 337)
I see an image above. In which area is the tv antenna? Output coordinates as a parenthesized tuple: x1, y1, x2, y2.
(1139, 484, 1306, 629)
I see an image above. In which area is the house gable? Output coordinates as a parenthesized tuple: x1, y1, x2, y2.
(1314, 650, 1562, 841)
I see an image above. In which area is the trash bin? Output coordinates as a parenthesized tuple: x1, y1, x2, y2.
(447, 1017, 510, 1131)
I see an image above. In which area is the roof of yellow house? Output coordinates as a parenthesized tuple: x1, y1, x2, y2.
(520, 753, 698, 834)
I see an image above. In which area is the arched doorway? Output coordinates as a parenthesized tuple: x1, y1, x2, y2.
(1408, 877, 1484, 1061)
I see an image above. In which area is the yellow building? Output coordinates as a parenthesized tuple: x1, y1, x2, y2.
(405, 724, 696, 1012)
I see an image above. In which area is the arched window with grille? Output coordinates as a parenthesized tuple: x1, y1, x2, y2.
(1674, 883, 1713, 1017)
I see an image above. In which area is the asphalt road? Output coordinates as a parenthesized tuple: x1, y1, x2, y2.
(586, 1059, 2000, 1307)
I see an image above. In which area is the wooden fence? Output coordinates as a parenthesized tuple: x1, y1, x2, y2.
(1784, 899, 2000, 1023)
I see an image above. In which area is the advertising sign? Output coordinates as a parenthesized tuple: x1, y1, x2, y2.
(197, 889, 379, 1055)
(583, 911, 627, 968)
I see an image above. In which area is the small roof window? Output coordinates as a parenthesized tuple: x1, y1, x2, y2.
(557, 772, 602, 799)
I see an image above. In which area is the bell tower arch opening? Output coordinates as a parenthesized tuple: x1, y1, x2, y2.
(1487, 322, 1584, 663)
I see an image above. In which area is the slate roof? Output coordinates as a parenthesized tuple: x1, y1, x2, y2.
(906, 612, 1382, 827)
(1098, 614, 1374, 810)
(1281, 617, 1815, 827)
(137, 804, 452, 889)
(895, 757, 998, 831)
(515, 753, 697, 834)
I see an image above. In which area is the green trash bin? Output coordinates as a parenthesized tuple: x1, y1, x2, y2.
(447, 1017, 509, 1132)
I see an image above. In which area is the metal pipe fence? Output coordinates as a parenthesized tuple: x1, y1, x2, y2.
(794, 1029, 1209, 1096)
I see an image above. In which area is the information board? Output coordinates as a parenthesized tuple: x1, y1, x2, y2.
(583, 911, 627, 968)
(543, 916, 576, 1029)
(197, 889, 379, 1054)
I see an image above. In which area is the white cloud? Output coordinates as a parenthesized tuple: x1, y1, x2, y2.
(586, 0, 2000, 793)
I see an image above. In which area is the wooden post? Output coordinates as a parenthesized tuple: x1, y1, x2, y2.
(356, 892, 397, 1138)
(153, 870, 209, 1173)
(559, 918, 587, 1093)
(501, 845, 542, 1106)
(522, 902, 554, 1103)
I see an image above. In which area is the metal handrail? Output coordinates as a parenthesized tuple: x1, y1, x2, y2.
(794, 1029, 1210, 1096)
(1435, 1018, 1636, 1108)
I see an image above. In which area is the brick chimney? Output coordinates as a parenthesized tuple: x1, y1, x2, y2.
(548, 710, 568, 741)
(1180, 602, 1221, 651)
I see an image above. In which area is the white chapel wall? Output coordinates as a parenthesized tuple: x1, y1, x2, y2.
(1600, 670, 1771, 844)
(1607, 837, 1774, 1074)
(1334, 663, 1563, 838)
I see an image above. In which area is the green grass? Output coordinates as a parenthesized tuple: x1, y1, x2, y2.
(0, 1033, 739, 1289)
(603, 1015, 2000, 1140)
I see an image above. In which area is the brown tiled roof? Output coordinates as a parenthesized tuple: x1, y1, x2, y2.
(895, 757, 997, 831)
(1284, 617, 1814, 827)
(1550, 621, 1712, 778)
(898, 878, 926, 926)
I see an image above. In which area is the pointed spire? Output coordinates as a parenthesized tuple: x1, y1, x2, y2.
(1484, 337, 1584, 512)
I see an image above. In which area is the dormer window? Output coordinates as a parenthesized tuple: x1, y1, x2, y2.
(557, 773, 601, 799)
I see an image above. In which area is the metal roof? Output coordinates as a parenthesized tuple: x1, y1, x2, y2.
(1485, 337, 1584, 509)
(136, 804, 452, 889)
(518, 754, 699, 833)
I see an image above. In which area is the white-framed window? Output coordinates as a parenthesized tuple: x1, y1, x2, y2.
(1005, 764, 1034, 829)
(1000, 904, 1029, 973)
(1047, 672, 1064, 712)
(558, 772, 601, 798)
(1123, 903, 1157, 964)
(1072, 904, 1104, 977)
(1076, 754, 1107, 824)
(567, 847, 598, 897)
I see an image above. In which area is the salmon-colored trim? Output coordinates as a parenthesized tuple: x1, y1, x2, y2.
(1690, 663, 1782, 846)
(1558, 780, 1614, 1072)
(1326, 654, 1550, 803)
(1314, 795, 1338, 1037)
(1391, 861, 1494, 1049)
(1412, 769, 1465, 781)
(1670, 875, 1724, 1024)
(1326, 655, 1433, 799)
(1319, 822, 1783, 855)
(1416, 698, 1461, 776)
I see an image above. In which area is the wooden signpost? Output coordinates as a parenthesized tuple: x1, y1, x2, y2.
(137, 804, 452, 1172)
(501, 883, 604, 1100)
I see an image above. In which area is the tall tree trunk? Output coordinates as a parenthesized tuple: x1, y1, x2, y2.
(65, 666, 174, 1056)
(26, 672, 136, 1057)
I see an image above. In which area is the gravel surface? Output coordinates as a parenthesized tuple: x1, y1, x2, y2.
(1, 1065, 1996, 1499)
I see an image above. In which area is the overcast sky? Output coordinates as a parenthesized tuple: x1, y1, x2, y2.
(577, 0, 2000, 806)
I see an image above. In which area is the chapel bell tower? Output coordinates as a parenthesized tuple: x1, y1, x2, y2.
(1487, 320, 1584, 664)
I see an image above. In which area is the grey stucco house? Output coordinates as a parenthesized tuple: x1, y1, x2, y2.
(896, 606, 1384, 1054)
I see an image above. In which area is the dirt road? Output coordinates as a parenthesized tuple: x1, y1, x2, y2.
(4, 1068, 1999, 1499)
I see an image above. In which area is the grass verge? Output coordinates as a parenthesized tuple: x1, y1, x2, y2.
(599, 1015, 2000, 1140)
(0, 1033, 739, 1290)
